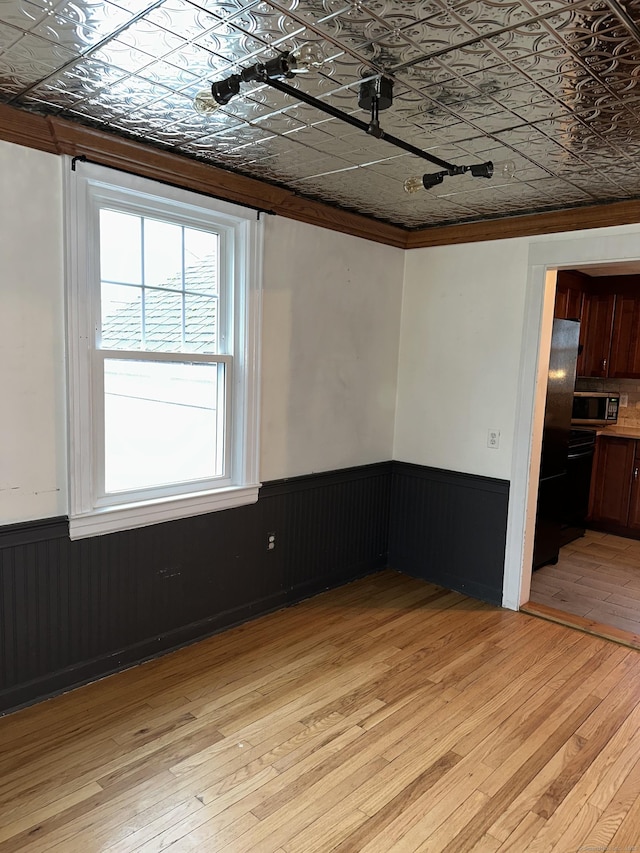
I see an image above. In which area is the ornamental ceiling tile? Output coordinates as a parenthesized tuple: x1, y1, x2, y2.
(3, 0, 640, 228)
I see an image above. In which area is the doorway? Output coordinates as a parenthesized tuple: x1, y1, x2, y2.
(502, 230, 640, 637)
(522, 260, 640, 645)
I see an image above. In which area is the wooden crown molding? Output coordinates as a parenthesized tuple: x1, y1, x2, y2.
(404, 200, 640, 249)
(0, 104, 406, 248)
(3, 103, 640, 249)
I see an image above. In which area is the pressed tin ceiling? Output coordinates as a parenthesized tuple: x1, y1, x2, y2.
(2, 0, 640, 230)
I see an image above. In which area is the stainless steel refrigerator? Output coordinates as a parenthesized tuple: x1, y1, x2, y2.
(532, 318, 580, 569)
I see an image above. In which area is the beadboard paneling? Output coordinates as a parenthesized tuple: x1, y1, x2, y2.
(388, 462, 509, 605)
(0, 463, 391, 714)
(0, 461, 510, 714)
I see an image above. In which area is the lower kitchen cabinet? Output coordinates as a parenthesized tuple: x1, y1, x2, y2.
(588, 436, 640, 537)
(628, 451, 640, 531)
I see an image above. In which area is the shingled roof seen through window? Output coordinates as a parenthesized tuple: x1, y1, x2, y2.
(102, 255, 218, 354)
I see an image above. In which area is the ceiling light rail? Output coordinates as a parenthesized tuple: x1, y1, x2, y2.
(194, 46, 514, 193)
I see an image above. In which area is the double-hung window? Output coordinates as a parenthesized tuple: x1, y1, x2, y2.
(65, 162, 262, 539)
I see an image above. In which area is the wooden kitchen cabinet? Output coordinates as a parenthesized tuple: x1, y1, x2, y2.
(588, 436, 640, 537)
(609, 293, 640, 379)
(579, 291, 616, 378)
(555, 270, 640, 379)
(627, 449, 640, 531)
(555, 270, 588, 376)
(554, 271, 585, 321)
(589, 437, 634, 527)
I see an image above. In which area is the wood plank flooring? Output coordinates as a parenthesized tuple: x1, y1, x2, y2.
(2, 569, 640, 851)
(527, 530, 640, 647)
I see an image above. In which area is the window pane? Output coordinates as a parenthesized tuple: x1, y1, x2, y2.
(101, 283, 142, 349)
(144, 290, 182, 352)
(144, 219, 183, 289)
(185, 295, 217, 352)
(184, 228, 218, 294)
(100, 210, 142, 284)
(104, 360, 223, 493)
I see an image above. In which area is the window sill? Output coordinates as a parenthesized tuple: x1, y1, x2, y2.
(69, 484, 261, 540)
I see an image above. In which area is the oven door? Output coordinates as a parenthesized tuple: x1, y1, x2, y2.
(559, 431, 596, 546)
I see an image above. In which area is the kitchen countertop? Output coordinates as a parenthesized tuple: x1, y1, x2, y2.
(596, 425, 640, 440)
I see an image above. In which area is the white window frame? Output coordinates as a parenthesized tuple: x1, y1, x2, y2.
(64, 160, 262, 539)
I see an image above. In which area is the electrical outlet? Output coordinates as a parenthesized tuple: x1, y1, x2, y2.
(487, 429, 500, 449)
(620, 394, 629, 407)
(267, 532, 276, 551)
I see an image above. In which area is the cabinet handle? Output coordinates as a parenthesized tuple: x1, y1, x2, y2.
(635, 467, 639, 481)
(602, 358, 607, 371)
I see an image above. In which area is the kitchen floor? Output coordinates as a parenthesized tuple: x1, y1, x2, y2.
(526, 529, 640, 646)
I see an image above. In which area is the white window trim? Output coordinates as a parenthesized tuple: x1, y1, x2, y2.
(64, 160, 262, 539)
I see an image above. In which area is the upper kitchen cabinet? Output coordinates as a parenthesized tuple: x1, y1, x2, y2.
(556, 271, 640, 379)
(555, 270, 589, 377)
(579, 291, 616, 378)
(554, 270, 586, 321)
(609, 293, 640, 379)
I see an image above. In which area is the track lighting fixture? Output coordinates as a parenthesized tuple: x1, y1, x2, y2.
(194, 44, 325, 114)
(194, 46, 514, 193)
(403, 160, 516, 193)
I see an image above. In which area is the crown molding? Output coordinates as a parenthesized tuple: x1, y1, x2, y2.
(404, 200, 640, 248)
(0, 104, 406, 248)
(3, 104, 640, 250)
(0, 106, 60, 153)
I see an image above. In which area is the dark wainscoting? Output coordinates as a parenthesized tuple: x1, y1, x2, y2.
(0, 461, 510, 715)
(0, 463, 391, 715)
(388, 462, 509, 606)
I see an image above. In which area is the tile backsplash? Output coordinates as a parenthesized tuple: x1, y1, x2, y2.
(575, 378, 640, 426)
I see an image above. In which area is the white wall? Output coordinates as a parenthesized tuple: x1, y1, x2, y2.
(395, 238, 530, 479)
(395, 224, 640, 483)
(0, 140, 404, 524)
(261, 217, 403, 480)
(0, 141, 66, 523)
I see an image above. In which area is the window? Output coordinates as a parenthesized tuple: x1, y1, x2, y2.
(65, 162, 262, 539)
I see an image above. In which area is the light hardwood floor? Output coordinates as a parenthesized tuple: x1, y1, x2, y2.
(527, 530, 640, 646)
(2, 570, 640, 851)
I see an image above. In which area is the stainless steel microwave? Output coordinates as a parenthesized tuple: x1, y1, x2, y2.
(572, 391, 619, 426)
